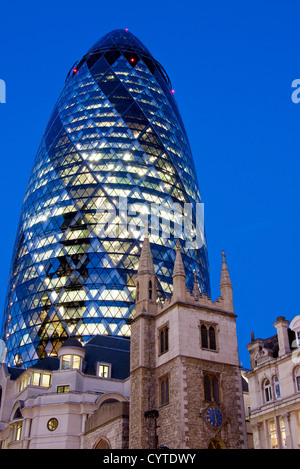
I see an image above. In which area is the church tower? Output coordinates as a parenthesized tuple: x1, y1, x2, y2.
(129, 237, 247, 449)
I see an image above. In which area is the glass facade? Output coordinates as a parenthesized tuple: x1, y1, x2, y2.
(2, 29, 210, 368)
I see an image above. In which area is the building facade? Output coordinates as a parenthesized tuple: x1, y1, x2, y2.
(1, 29, 210, 369)
(0, 238, 247, 449)
(246, 315, 300, 449)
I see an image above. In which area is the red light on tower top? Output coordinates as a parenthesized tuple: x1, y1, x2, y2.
(130, 57, 135, 63)
(73, 68, 78, 74)
(171, 89, 175, 94)
(125, 28, 129, 31)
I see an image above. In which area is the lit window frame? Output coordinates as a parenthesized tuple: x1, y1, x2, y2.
(97, 362, 111, 378)
(61, 354, 82, 371)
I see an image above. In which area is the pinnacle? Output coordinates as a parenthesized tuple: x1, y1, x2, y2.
(137, 231, 154, 275)
(173, 239, 186, 278)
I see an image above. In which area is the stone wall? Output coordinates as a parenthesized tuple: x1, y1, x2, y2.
(83, 401, 129, 449)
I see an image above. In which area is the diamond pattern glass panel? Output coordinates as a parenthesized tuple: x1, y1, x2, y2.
(2, 29, 210, 368)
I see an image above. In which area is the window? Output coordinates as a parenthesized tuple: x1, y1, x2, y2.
(57, 385, 70, 393)
(32, 372, 41, 386)
(209, 326, 216, 350)
(42, 374, 51, 387)
(149, 280, 152, 300)
(268, 419, 278, 448)
(16, 423, 22, 441)
(200, 323, 217, 351)
(279, 416, 287, 447)
(47, 418, 58, 432)
(61, 355, 71, 370)
(98, 363, 110, 378)
(274, 376, 281, 399)
(159, 325, 169, 355)
(61, 354, 81, 370)
(296, 330, 300, 348)
(19, 374, 31, 392)
(264, 379, 272, 403)
(73, 355, 81, 370)
(295, 366, 300, 392)
(201, 324, 208, 349)
(159, 375, 169, 406)
(203, 373, 220, 403)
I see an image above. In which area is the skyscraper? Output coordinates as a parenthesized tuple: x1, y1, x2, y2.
(1, 29, 210, 368)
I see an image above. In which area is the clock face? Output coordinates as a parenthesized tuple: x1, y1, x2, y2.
(205, 406, 223, 428)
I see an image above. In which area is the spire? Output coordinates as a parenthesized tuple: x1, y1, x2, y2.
(220, 250, 232, 288)
(138, 227, 154, 276)
(172, 239, 186, 301)
(173, 239, 186, 278)
(220, 250, 234, 312)
(135, 227, 157, 316)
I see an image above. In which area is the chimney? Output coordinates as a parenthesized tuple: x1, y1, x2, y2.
(273, 316, 290, 357)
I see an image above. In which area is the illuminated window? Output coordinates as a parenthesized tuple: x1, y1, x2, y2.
(61, 355, 71, 370)
(42, 374, 51, 387)
(61, 354, 81, 370)
(98, 363, 111, 378)
(47, 418, 58, 432)
(73, 355, 81, 370)
(268, 419, 278, 449)
(279, 416, 287, 447)
(32, 372, 41, 386)
(16, 423, 22, 441)
(57, 385, 70, 393)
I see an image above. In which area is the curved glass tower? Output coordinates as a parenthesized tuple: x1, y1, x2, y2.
(2, 29, 210, 368)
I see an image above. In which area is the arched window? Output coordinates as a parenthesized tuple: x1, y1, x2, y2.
(274, 375, 281, 399)
(95, 438, 111, 449)
(263, 379, 272, 402)
(149, 280, 152, 300)
(212, 375, 220, 403)
(204, 374, 220, 403)
(201, 324, 208, 349)
(200, 323, 218, 351)
(209, 326, 216, 350)
(295, 366, 300, 392)
(204, 374, 211, 401)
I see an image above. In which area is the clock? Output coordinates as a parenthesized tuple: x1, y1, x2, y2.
(205, 406, 223, 428)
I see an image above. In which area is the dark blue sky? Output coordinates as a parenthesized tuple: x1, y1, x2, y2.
(0, 0, 299, 368)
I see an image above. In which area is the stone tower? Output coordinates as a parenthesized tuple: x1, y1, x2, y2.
(129, 237, 247, 449)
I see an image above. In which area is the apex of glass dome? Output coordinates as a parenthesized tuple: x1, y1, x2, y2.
(87, 28, 152, 56)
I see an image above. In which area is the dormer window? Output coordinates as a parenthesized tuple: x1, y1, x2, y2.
(98, 363, 111, 378)
(57, 338, 86, 372)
